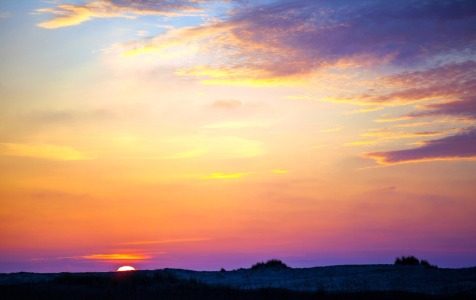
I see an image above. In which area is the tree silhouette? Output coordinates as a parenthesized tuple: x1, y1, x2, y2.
(251, 259, 289, 270)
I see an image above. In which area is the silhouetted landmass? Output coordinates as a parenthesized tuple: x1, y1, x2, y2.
(1, 262, 476, 300)
(395, 256, 438, 268)
(251, 259, 289, 270)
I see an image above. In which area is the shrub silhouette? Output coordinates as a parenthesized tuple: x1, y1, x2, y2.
(251, 259, 289, 270)
(395, 256, 419, 266)
(394, 256, 437, 268)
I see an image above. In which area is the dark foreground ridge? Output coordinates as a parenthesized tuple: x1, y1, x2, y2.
(1, 263, 475, 300)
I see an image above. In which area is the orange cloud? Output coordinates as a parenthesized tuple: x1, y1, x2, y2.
(344, 141, 378, 147)
(120, 237, 211, 245)
(361, 129, 457, 140)
(313, 145, 327, 149)
(0, 143, 93, 161)
(321, 127, 342, 133)
(345, 106, 383, 115)
(200, 172, 250, 179)
(82, 253, 151, 261)
(176, 65, 306, 86)
(272, 169, 289, 174)
(374, 115, 412, 123)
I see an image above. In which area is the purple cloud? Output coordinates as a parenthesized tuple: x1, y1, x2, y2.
(343, 61, 476, 106)
(416, 97, 476, 118)
(365, 128, 476, 164)
(219, 0, 476, 77)
(370, 61, 476, 117)
(108, 0, 216, 11)
(358, 62, 476, 165)
(122, 0, 476, 82)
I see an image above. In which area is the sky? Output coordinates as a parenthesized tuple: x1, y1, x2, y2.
(0, 0, 475, 273)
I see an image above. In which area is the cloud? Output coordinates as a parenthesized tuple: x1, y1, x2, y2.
(121, 0, 476, 84)
(345, 106, 383, 115)
(374, 116, 412, 123)
(200, 172, 250, 179)
(202, 121, 267, 129)
(362, 128, 458, 140)
(25, 109, 115, 124)
(365, 128, 476, 165)
(271, 169, 289, 174)
(349, 61, 476, 165)
(412, 97, 476, 119)
(344, 141, 378, 147)
(210, 99, 242, 110)
(374, 61, 476, 107)
(157, 149, 206, 160)
(321, 127, 342, 133)
(36, 0, 207, 29)
(0, 11, 10, 19)
(120, 237, 211, 245)
(0, 143, 94, 161)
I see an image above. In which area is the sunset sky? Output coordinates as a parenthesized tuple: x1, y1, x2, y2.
(1, 0, 475, 273)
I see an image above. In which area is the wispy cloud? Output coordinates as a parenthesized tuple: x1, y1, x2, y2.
(362, 129, 458, 140)
(0, 143, 94, 161)
(202, 121, 268, 129)
(337, 61, 476, 108)
(272, 169, 289, 174)
(355, 61, 476, 164)
(365, 128, 476, 165)
(200, 172, 250, 179)
(0, 11, 10, 19)
(412, 98, 476, 119)
(157, 149, 206, 160)
(321, 127, 342, 133)
(120, 237, 211, 245)
(36, 0, 206, 29)
(209, 99, 242, 110)
(344, 141, 378, 147)
(345, 106, 383, 115)
(374, 115, 412, 123)
(313, 144, 327, 149)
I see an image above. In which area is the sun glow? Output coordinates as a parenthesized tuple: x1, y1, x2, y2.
(117, 266, 136, 272)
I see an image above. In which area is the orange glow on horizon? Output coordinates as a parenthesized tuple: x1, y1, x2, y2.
(83, 254, 151, 261)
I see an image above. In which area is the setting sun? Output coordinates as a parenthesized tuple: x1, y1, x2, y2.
(117, 266, 136, 272)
